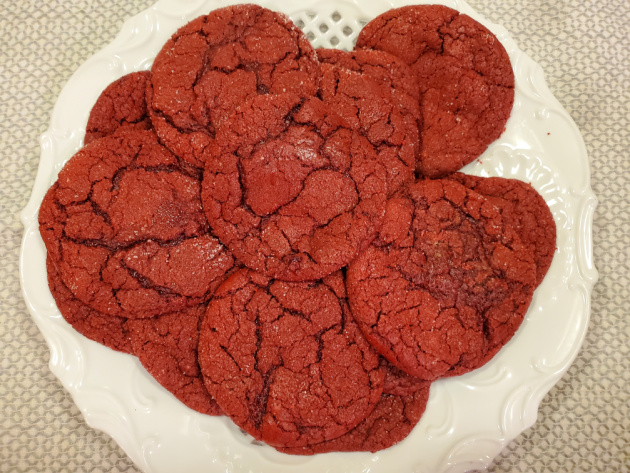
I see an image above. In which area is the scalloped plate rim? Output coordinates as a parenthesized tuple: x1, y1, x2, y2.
(20, 0, 597, 472)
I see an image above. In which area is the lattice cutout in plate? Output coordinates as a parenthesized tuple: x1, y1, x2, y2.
(291, 3, 370, 50)
(20, 1, 596, 472)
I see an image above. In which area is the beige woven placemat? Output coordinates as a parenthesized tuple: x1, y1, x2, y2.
(1, 1, 627, 472)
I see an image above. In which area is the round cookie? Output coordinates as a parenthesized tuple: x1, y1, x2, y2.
(447, 173, 556, 285)
(148, 4, 321, 168)
(198, 269, 385, 448)
(39, 130, 235, 318)
(277, 360, 431, 454)
(346, 178, 537, 380)
(356, 5, 515, 178)
(201, 93, 388, 281)
(317, 54, 418, 196)
(125, 304, 223, 416)
(46, 255, 132, 354)
(85, 71, 152, 145)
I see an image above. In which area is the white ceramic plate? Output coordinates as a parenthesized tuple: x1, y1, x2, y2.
(20, 0, 598, 472)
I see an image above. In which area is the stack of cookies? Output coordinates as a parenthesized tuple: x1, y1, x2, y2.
(38, 4, 556, 454)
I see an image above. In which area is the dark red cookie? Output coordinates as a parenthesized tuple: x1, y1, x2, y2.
(381, 357, 429, 397)
(447, 173, 556, 285)
(317, 48, 420, 103)
(85, 71, 152, 145)
(277, 359, 431, 454)
(356, 5, 514, 178)
(39, 130, 235, 318)
(148, 4, 321, 168)
(46, 255, 132, 354)
(125, 304, 223, 416)
(198, 269, 385, 448)
(201, 93, 388, 281)
(317, 53, 418, 196)
(346, 178, 537, 380)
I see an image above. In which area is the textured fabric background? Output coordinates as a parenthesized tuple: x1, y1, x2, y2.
(1, 1, 627, 472)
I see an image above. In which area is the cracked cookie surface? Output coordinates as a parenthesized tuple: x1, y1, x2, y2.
(201, 93, 388, 281)
(447, 173, 556, 285)
(317, 50, 418, 196)
(38, 130, 235, 318)
(277, 358, 431, 454)
(197, 269, 384, 448)
(148, 4, 321, 168)
(317, 48, 420, 103)
(346, 178, 536, 380)
(125, 304, 223, 416)
(356, 4, 514, 178)
(46, 255, 133, 354)
(85, 71, 153, 145)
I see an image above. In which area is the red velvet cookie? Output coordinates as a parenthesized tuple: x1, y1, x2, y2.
(201, 93, 388, 281)
(277, 359, 431, 454)
(317, 48, 420, 103)
(277, 389, 431, 455)
(381, 357, 430, 397)
(85, 71, 152, 145)
(148, 4, 321, 168)
(346, 179, 537, 380)
(447, 173, 556, 285)
(39, 130, 235, 318)
(317, 53, 418, 196)
(198, 269, 385, 448)
(125, 304, 223, 416)
(46, 255, 132, 354)
(356, 5, 514, 178)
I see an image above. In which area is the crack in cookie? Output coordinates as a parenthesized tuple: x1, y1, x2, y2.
(148, 4, 321, 167)
(202, 93, 388, 281)
(198, 269, 384, 448)
(346, 179, 536, 380)
(356, 5, 514, 178)
(39, 130, 235, 318)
